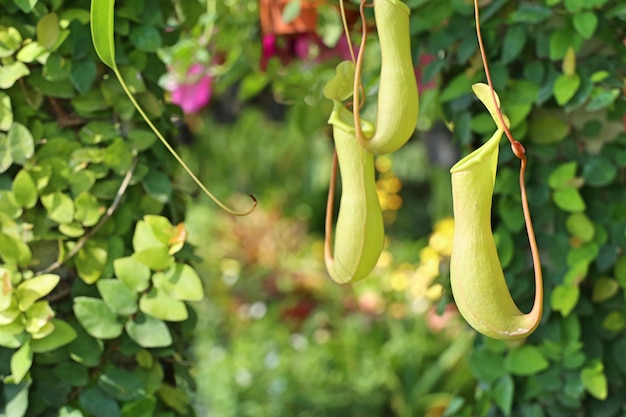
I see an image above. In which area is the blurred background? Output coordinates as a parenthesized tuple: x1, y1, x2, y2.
(159, 0, 626, 416)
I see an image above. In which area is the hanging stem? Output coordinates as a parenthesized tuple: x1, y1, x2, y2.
(324, 151, 339, 267)
(474, 0, 542, 314)
(339, 0, 357, 64)
(353, 0, 371, 115)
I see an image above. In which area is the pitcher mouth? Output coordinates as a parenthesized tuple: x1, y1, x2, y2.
(450, 129, 503, 174)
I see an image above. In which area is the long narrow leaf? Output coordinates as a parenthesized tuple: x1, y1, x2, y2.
(90, 0, 116, 69)
(88, 0, 255, 215)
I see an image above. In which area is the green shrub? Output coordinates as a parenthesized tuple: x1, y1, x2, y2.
(0, 0, 205, 415)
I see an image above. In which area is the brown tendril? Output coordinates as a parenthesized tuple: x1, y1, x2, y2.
(324, 150, 339, 266)
(474, 0, 543, 316)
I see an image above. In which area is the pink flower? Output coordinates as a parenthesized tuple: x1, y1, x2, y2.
(169, 63, 213, 114)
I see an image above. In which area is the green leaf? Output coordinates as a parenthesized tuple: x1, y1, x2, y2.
(139, 288, 188, 322)
(553, 74, 580, 105)
(551, 284, 580, 316)
(15, 274, 60, 311)
(582, 156, 616, 187)
(0, 190, 22, 218)
(510, 4, 552, 23)
(580, 361, 607, 400)
(602, 311, 625, 332)
(592, 278, 618, 303)
(552, 187, 585, 212)
(79, 121, 119, 144)
(97, 279, 138, 316)
(565, 213, 594, 242)
(492, 375, 514, 416)
(564, 0, 584, 11)
(528, 114, 569, 144)
(548, 162, 578, 189)
(7, 122, 34, 165)
(157, 384, 189, 415)
(440, 73, 477, 102)
(37, 13, 61, 50)
(68, 325, 103, 367)
(152, 264, 204, 302)
(10, 341, 33, 384)
(30, 320, 77, 353)
(501, 26, 527, 64)
(505, 346, 549, 376)
(549, 28, 582, 60)
(0, 61, 30, 89)
(573, 12, 598, 39)
(142, 169, 172, 203)
(90, 0, 116, 69)
(98, 367, 146, 401)
(16, 41, 48, 63)
(129, 25, 162, 53)
(586, 88, 620, 112)
(74, 192, 102, 227)
(41, 192, 75, 224)
(0, 133, 11, 173)
(53, 363, 89, 387)
(127, 130, 156, 151)
(0, 232, 31, 266)
(12, 170, 38, 209)
(0, 92, 13, 131)
(132, 215, 171, 251)
(0, 26, 22, 58)
(79, 386, 121, 417)
(132, 247, 173, 271)
(70, 59, 98, 95)
(1, 380, 29, 417)
(113, 256, 151, 292)
(103, 138, 133, 174)
(125, 313, 172, 348)
(13, 0, 38, 13)
(73, 297, 124, 339)
(76, 240, 108, 284)
(121, 397, 156, 417)
(25, 301, 55, 336)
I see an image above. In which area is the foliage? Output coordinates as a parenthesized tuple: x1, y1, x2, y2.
(0, 0, 206, 415)
(406, 0, 625, 415)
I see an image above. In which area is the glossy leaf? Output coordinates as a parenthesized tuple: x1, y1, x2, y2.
(10, 341, 33, 383)
(12, 170, 38, 209)
(73, 297, 123, 339)
(125, 313, 172, 348)
(505, 346, 549, 376)
(97, 279, 138, 316)
(30, 320, 77, 353)
(16, 274, 60, 311)
(113, 256, 151, 292)
(551, 284, 580, 316)
(553, 74, 580, 105)
(552, 187, 585, 212)
(139, 288, 187, 322)
(152, 264, 204, 302)
(580, 361, 608, 400)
